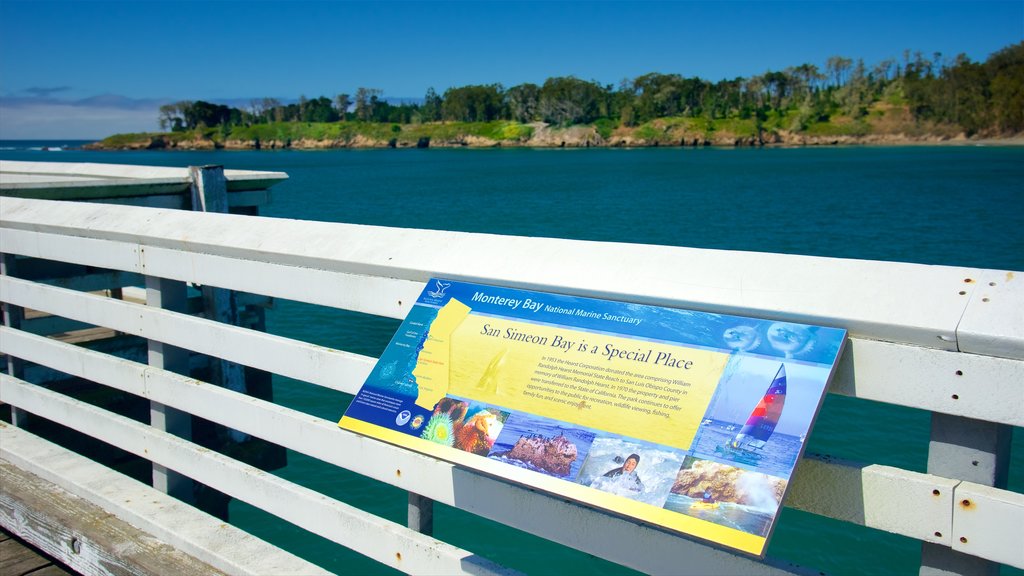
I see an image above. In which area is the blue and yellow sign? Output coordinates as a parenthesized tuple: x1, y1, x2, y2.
(339, 279, 846, 556)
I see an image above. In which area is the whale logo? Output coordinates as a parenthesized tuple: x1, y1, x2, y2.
(428, 280, 452, 299)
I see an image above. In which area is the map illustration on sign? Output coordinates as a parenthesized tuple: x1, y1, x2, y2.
(338, 279, 847, 556)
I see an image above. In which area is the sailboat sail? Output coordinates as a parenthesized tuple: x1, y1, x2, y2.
(730, 364, 786, 451)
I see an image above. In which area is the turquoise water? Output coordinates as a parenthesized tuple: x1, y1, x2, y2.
(3, 143, 1022, 574)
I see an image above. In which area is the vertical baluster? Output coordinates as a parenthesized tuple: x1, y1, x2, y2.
(146, 275, 194, 503)
(408, 492, 434, 536)
(1, 253, 27, 426)
(190, 165, 248, 443)
(920, 413, 1011, 575)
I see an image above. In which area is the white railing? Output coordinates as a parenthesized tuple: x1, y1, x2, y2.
(1, 195, 1021, 575)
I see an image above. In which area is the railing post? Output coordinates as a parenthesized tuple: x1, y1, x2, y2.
(1, 253, 28, 426)
(920, 412, 1012, 576)
(408, 492, 434, 536)
(189, 164, 229, 213)
(146, 275, 194, 503)
(190, 165, 248, 443)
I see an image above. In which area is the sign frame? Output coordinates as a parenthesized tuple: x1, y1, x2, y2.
(339, 278, 847, 556)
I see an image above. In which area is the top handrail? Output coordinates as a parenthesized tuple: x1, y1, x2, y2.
(1, 196, 1021, 359)
(0, 160, 288, 196)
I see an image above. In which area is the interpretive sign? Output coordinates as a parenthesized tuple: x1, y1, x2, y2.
(338, 279, 847, 556)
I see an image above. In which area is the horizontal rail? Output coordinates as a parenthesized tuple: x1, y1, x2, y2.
(0, 425, 325, 576)
(5, 326, 1020, 569)
(85, 188, 271, 209)
(1, 196, 1020, 574)
(949, 482, 1024, 567)
(0, 327, 801, 575)
(0, 160, 287, 194)
(1, 276, 374, 394)
(786, 455, 956, 546)
(3, 275, 1021, 426)
(6, 197, 1021, 357)
(0, 377, 517, 576)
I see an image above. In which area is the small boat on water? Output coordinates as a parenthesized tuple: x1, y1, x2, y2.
(690, 500, 720, 510)
(727, 364, 787, 452)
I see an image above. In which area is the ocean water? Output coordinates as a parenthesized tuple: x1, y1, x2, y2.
(2, 142, 1022, 574)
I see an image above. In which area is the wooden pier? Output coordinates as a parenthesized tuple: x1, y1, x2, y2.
(0, 161, 1021, 575)
(1, 526, 72, 576)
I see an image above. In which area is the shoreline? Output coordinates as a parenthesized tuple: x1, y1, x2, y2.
(82, 132, 1024, 151)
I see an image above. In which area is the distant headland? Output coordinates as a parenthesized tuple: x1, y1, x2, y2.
(89, 42, 1023, 150)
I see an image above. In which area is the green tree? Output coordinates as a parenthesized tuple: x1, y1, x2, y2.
(986, 42, 1024, 133)
(442, 84, 503, 122)
(421, 87, 442, 122)
(836, 59, 870, 117)
(355, 87, 383, 121)
(505, 83, 539, 122)
(538, 77, 605, 125)
(826, 56, 853, 88)
(334, 94, 351, 121)
(158, 102, 188, 131)
(304, 96, 338, 123)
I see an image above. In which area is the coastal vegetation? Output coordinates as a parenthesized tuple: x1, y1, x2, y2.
(94, 42, 1023, 149)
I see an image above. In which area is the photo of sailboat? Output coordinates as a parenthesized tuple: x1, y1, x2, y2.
(687, 356, 831, 478)
(727, 364, 786, 452)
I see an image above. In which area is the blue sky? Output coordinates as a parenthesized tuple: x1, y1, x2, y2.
(1, 0, 1021, 138)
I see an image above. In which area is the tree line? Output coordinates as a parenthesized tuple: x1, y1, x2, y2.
(158, 42, 1023, 136)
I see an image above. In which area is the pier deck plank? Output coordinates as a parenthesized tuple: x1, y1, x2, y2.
(0, 526, 73, 576)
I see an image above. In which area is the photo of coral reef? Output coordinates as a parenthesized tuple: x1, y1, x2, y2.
(488, 413, 595, 479)
(663, 456, 787, 537)
(420, 397, 509, 456)
(576, 437, 685, 507)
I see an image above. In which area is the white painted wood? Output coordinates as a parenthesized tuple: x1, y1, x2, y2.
(1, 195, 1021, 573)
(0, 229, 143, 274)
(0, 277, 375, 394)
(0, 381, 519, 576)
(5, 276, 1021, 425)
(4, 197, 1012, 355)
(135, 241, 425, 320)
(81, 189, 270, 209)
(950, 481, 1024, 568)
(2, 178, 188, 198)
(957, 270, 1024, 361)
(0, 253, 26, 427)
(0, 331, 799, 575)
(0, 226, 423, 320)
(9, 330, 1010, 574)
(0, 424, 328, 575)
(0, 160, 287, 191)
(1, 458, 230, 576)
(786, 455, 958, 545)
(827, 338, 1024, 427)
(146, 275, 193, 501)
